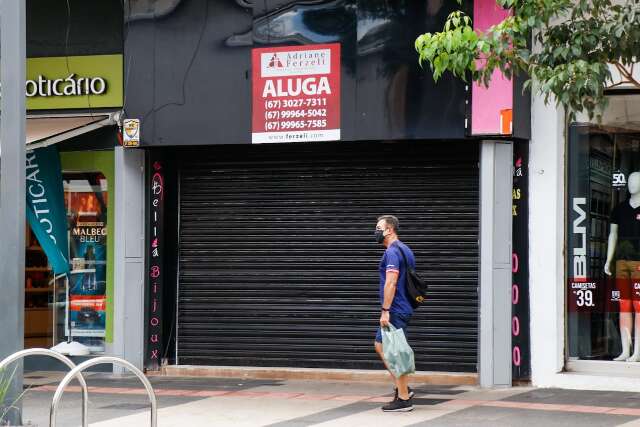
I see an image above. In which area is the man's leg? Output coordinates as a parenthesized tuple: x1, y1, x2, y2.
(396, 374, 410, 400)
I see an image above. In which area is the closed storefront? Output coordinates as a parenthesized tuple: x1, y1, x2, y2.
(127, 0, 527, 383)
(175, 141, 479, 372)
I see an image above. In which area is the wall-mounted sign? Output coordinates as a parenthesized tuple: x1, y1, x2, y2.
(512, 144, 530, 380)
(145, 159, 164, 370)
(25, 54, 123, 110)
(251, 43, 341, 144)
(122, 119, 141, 148)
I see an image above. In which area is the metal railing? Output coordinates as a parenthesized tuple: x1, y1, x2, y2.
(50, 356, 157, 427)
(0, 348, 89, 427)
(0, 350, 156, 427)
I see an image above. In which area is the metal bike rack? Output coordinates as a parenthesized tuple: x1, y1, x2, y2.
(50, 356, 157, 427)
(0, 348, 89, 427)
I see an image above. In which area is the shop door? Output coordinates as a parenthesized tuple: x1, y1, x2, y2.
(176, 141, 479, 372)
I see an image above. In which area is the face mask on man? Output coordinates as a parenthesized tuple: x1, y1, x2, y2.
(375, 229, 386, 244)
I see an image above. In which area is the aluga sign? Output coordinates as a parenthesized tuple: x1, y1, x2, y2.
(251, 43, 341, 144)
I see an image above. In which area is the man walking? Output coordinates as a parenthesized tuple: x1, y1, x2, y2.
(374, 215, 415, 412)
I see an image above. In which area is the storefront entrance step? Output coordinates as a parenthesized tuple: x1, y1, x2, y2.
(155, 365, 478, 386)
(24, 354, 111, 373)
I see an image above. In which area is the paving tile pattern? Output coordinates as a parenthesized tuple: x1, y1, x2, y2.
(18, 372, 640, 426)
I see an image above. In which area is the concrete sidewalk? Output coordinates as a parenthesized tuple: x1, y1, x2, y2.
(20, 372, 640, 426)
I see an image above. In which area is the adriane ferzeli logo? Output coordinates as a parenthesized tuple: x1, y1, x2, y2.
(267, 53, 284, 69)
(260, 48, 331, 78)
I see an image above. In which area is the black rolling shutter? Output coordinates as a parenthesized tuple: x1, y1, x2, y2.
(177, 141, 479, 372)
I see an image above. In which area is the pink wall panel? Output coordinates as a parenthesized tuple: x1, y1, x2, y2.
(471, 0, 513, 135)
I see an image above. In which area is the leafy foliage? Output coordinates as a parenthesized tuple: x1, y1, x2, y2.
(0, 366, 26, 425)
(415, 0, 640, 118)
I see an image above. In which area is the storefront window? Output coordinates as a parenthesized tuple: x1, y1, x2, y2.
(567, 93, 640, 361)
(54, 172, 108, 353)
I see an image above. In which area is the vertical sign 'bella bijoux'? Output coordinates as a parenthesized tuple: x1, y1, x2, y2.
(145, 160, 164, 370)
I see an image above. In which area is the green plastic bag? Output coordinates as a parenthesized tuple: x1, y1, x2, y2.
(382, 324, 416, 378)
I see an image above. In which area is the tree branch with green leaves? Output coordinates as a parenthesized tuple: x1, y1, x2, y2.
(415, 0, 640, 119)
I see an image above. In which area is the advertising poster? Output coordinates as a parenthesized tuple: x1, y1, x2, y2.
(252, 43, 341, 144)
(65, 174, 108, 340)
(567, 126, 602, 315)
(566, 125, 616, 359)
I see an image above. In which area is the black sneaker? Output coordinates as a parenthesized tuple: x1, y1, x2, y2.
(382, 397, 414, 412)
(393, 387, 415, 400)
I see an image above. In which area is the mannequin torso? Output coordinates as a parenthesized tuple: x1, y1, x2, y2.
(608, 172, 640, 261)
(605, 172, 640, 362)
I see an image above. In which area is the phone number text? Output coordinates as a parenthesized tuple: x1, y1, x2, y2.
(265, 98, 328, 109)
(265, 120, 328, 130)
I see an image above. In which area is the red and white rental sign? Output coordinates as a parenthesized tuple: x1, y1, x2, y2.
(252, 43, 341, 144)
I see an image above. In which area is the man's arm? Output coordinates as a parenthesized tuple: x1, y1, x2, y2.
(380, 270, 399, 327)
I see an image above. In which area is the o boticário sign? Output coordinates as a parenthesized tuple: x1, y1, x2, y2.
(23, 54, 123, 110)
(252, 43, 341, 144)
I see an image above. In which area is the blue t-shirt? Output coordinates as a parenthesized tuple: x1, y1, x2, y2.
(379, 240, 415, 315)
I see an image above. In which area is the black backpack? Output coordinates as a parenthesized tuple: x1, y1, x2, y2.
(394, 243, 428, 309)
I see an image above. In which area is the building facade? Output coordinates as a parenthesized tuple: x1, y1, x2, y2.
(124, 0, 530, 386)
(18, 0, 146, 372)
(530, 84, 640, 391)
(27, 0, 640, 391)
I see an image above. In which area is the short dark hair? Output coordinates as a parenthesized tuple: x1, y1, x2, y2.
(377, 215, 399, 232)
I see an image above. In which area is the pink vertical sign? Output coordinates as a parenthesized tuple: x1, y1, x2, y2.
(471, 0, 513, 135)
(145, 160, 164, 370)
